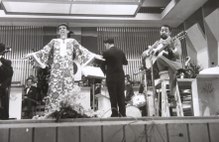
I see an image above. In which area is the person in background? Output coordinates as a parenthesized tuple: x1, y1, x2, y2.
(124, 74, 134, 105)
(101, 38, 128, 117)
(22, 77, 38, 119)
(0, 43, 13, 120)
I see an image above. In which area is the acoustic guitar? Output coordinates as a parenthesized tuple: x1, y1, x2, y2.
(142, 31, 187, 69)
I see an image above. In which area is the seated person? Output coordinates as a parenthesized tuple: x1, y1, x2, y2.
(125, 74, 134, 104)
(22, 77, 38, 119)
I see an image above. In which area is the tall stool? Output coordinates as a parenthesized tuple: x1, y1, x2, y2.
(159, 71, 171, 117)
(175, 81, 184, 116)
(159, 71, 184, 117)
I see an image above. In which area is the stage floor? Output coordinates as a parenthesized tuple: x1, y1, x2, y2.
(1, 116, 219, 142)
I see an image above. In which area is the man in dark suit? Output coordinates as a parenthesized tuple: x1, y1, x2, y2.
(0, 43, 13, 120)
(22, 77, 38, 119)
(101, 38, 128, 117)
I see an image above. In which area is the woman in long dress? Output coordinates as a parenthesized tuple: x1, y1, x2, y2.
(25, 24, 97, 117)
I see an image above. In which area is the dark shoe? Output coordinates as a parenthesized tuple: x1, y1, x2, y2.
(119, 114, 126, 117)
(111, 114, 119, 117)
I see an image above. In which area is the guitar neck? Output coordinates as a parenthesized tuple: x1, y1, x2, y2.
(156, 32, 185, 52)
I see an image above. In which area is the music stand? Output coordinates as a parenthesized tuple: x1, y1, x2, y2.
(84, 74, 104, 110)
(81, 55, 105, 110)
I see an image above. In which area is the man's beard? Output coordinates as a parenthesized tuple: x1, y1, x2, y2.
(160, 34, 168, 40)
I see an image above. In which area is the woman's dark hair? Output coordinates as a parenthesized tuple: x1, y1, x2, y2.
(57, 23, 69, 31)
(68, 31, 74, 38)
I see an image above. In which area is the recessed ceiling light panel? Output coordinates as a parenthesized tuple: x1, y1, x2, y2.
(1, 0, 141, 16)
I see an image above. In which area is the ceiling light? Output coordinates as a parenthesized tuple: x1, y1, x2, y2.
(1, 0, 142, 16)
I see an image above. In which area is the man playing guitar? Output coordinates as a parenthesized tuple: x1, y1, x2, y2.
(142, 25, 182, 98)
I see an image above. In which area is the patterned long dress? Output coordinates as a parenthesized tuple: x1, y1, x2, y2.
(31, 38, 94, 115)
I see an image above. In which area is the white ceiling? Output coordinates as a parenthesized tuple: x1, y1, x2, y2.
(0, 0, 208, 27)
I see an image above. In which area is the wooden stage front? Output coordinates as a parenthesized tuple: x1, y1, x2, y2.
(1, 116, 219, 142)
